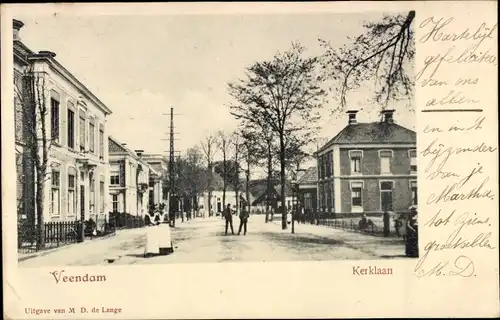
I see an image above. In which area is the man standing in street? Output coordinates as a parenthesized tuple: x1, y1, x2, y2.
(224, 203, 234, 235)
(238, 206, 249, 235)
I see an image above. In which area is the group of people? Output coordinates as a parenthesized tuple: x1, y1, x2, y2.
(223, 203, 250, 236)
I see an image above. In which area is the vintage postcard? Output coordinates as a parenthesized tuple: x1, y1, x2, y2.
(1, 1, 498, 319)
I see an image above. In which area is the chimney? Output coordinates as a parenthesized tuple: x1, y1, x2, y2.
(382, 109, 395, 124)
(13, 19, 24, 41)
(38, 50, 57, 58)
(346, 110, 358, 125)
(135, 149, 144, 157)
(121, 143, 127, 147)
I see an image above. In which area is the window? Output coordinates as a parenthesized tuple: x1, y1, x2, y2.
(349, 150, 362, 174)
(89, 178, 95, 213)
(51, 98, 60, 143)
(112, 194, 119, 212)
(99, 126, 104, 159)
(351, 182, 363, 207)
(67, 109, 75, 149)
(68, 174, 75, 215)
(323, 154, 328, 178)
(50, 171, 60, 216)
(100, 181, 105, 213)
(409, 149, 417, 173)
(89, 121, 95, 153)
(326, 181, 332, 211)
(410, 181, 418, 205)
(325, 152, 332, 177)
(379, 150, 393, 174)
(380, 181, 394, 211)
(110, 165, 120, 185)
(319, 183, 325, 211)
(79, 115, 86, 151)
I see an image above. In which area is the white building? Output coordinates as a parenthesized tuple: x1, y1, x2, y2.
(13, 19, 112, 228)
(108, 137, 151, 216)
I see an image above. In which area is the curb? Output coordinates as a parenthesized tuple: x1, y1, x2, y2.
(18, 232, 117, 262)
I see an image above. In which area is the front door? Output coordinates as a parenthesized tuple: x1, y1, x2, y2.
(80, 186, 85, 221)
(380, 181, 393, 211)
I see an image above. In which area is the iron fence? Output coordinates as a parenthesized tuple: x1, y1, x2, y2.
(17, 216, 118, 254)
(18, 220, 82, 254)
(316, 216, 403, 237)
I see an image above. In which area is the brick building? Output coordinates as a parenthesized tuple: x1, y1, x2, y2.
(108, 137, 151, 216)
(13, 19, 113, 226)
(297, 166, 318, 213)
(315, 110, 417, 215)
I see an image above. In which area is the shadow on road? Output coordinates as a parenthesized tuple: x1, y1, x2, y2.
(261, 232, 344, 246)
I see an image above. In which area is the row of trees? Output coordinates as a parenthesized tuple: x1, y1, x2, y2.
(227, 11, 415, 230)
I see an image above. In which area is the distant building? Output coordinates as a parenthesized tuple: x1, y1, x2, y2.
(315, 110, 417, 215)
(141, 153, 168, 210)
(245, 179, 293, 213)
(14, 19, 112, 226)
(107, 137, 151, 216)
(297, 166, 318, 213)
(198, 172, 244, 217)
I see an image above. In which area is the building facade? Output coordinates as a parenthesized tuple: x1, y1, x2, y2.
(141, 153, 168, 210)
(108, 137, 150, 216)
(297, 166, 318, 213)
(14, 19, 35, 223)
(316, 110, 417, 215)
(14, 19, 113, 227)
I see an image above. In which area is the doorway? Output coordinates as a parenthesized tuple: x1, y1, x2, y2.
(80, 185, 85, 221)
(380, 181, 393, 211)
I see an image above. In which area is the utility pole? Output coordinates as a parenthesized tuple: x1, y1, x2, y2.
(168, 107, 176, 227)
(162, 108, 182, 227)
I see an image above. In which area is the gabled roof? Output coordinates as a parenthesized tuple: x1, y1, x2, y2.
(317, 121, 416, 154)
(298, 166, 317, 185)
(108, 136, 132, 155)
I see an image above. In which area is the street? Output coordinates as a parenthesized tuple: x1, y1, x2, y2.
(19, 215, 408, 267)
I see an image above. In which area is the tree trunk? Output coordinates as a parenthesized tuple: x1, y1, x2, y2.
(279, 135, 287, 230)
(35, 169, 45, 250)
(235, 149, 239, 215)
(265, 142, 272, 223)
(246, 158, 251, 214)
(222, 148, 227, 211)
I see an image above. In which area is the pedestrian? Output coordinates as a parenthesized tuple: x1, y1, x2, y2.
(405, 206, 418, 257)
(223, 203, 234, 235)
(238, 206, 249, 235)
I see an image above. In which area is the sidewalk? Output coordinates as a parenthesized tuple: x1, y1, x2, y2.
(18, 227, 149, 267)
(268, 220, 406, 258)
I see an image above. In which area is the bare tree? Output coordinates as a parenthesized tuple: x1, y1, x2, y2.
(230, 132, 244, 215)
(240, 125, 275, 222)
(185, 146, 204, 213)
(15, 65, 53, 250)
(200, 134, 217, 217)
(319, 11, 415, 112)
(215, 130, 233, 212)
(229, 43, 327, 229)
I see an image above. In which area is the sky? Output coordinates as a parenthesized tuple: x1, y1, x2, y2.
(15, 12, 415, 172)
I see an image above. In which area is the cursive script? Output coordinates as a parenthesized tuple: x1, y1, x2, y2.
(415, 210, 495, 278)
